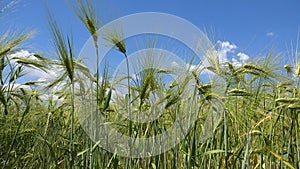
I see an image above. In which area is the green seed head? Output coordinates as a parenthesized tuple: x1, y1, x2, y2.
(284, 64, 292, 74)
(295, 64, 300, 76)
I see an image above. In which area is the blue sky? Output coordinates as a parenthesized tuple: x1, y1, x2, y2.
(2, 0, 300, 64)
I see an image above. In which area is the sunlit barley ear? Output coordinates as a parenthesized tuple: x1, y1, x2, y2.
(284, 64, 292, 74)
(68, 0, 99, 46)
(103, 27, 127, 55)
(295, 63, 300, 76)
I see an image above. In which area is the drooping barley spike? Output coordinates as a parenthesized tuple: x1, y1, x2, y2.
(228, 88, 252, 96)
(275, 98, 300, 104)
(295, 63, 300, 76)
(243, 64, 267, 74)
(103, 28, 126, 55)
(288, 103, 300, 109)
(284, 64, 293, 74)
(196, 84, 212, 94)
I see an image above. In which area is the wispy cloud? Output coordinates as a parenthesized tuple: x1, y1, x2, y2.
(266, 32, 274, 36)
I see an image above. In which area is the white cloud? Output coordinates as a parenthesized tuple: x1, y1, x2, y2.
(230, 52, 249, 68)
(218, 41, 237, 51)
(199, 41, 250, 71)
(2, 83, 32, 92)
(9, 50, 48, 78)
(9, 50, 66, 82)
(237, 52, 249, 63)
(231, 58, 242, 67)
(175, 41, 251, 77)
(217, 41, 237, 64)
(9, 50, 35, 63)
(266, 32, 274, 36)
(8, 50, 68, 96)
(36, 64, 63, 82)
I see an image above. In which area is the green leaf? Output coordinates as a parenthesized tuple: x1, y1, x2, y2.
(205, 149, 225, 155)
(77, 148, 89, 157)
(91, 140, 101, 152)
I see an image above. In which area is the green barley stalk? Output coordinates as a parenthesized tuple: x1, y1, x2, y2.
(47, 13, 77, 168)
(103, 26, 132, 167)
(68, 0, 101, 167)
(3, 95, 31, 168)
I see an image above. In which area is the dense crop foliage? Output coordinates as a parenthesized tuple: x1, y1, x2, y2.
(1, 0, 300, 168)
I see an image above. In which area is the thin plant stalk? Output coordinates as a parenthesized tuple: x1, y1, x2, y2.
(68, 1, 101, 167)
(3, 96, 31, 168)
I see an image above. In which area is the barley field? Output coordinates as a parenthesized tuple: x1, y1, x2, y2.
(1, 0, 300, 168)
